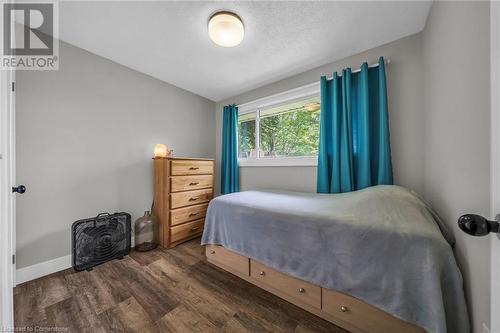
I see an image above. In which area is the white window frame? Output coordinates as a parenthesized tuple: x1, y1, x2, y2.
(237, 82, 320, 167)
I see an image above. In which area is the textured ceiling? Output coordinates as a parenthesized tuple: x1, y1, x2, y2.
(59, 1, 432, 101)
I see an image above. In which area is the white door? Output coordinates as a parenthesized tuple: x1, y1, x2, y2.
(0, 68, 15, 328)
(491, 2, 500, 333)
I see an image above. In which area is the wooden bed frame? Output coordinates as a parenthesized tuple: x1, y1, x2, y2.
(205, 245, 426, 333)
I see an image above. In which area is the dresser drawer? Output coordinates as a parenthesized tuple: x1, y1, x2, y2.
(170, 175, 213, 192)
(170, 203, 208, 226)
(170, 188, 213, 209)
(322, 289, 423, 333)
(206, 245, 250, 276)
(250, 260, 321, 309)
(170, 218, 204, 243)
(170, 160, 213, 176)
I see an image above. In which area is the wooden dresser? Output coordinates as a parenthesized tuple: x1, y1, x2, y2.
(153, 157, 214, 248)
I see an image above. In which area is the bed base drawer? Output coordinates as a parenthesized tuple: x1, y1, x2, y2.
(250, 260, 321, 309)
(206, 245, 250, 276)
(322, 288, 423, 333)
(206, 246, 426, 333)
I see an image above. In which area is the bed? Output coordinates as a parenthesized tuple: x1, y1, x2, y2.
(201, 185, 469, 333)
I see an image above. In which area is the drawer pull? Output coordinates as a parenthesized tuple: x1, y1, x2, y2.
(189, 167, 200, 170)
(189, 212, 199, 217)
(210, 250, 216, 254)
(259, 271, 265, 276)
(340, 306, 348, 313)
(188, 197, 198, 201)
(189, 182, 199, 186)
(190, 226, 200, 231)
(298, 288, 305, 293)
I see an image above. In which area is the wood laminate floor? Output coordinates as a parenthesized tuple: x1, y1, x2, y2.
(14, 238, 348, 333)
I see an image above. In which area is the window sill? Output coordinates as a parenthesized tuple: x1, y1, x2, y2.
(238, 157, 318, 167)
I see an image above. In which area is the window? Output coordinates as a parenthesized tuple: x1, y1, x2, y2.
(238, 93, 320, 166)
(238, 112, 256, 158)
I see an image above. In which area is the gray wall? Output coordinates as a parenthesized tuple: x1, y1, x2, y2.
(422, 2, 490, 332)
(240, 167, 317, 193)
(16, 41, 215, 268)
(215, 33, 424, 195)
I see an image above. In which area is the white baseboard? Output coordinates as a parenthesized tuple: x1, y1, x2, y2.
(15, 239, 135, 285)
(16, 255, 72, 285)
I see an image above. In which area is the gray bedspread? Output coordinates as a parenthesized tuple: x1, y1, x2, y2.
(201, 185, 469, 333)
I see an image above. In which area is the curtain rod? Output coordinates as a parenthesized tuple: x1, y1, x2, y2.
(325, 58, 391, 79)
(236, 58, 390, 111)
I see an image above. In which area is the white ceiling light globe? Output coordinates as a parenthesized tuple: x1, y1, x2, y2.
(208, 11, 244, 47)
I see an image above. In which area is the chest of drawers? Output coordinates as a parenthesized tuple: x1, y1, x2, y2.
(153, 157, 214, 248)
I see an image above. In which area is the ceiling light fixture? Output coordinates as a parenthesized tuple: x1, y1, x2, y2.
(208, 11, 244, 47)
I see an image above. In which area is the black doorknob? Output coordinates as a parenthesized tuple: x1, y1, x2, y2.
(458, 214, 499, 236)
(12, 185, 26, 194)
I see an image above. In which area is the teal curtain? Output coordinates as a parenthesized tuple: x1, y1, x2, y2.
(221, 105, 239, 194)
(317, 57, 393, 193)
